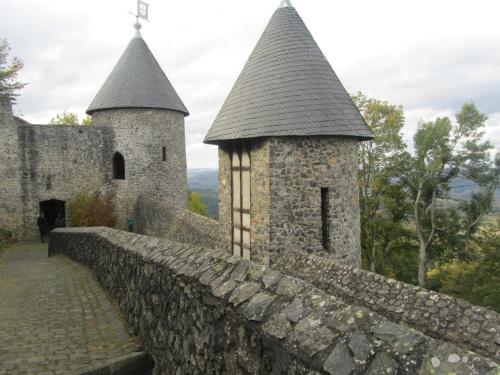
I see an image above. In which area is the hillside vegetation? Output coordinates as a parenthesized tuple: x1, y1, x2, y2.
(188, 95, 499, 311)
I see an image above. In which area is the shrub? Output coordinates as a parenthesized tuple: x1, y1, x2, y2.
(68, 192, 117, 228)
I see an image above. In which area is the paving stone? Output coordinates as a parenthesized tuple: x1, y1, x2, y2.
(0, 242, 138, 374)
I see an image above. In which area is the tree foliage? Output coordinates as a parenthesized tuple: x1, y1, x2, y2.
(82, 115, 93, 126)
(0, 39, 27, 101)
(353, 92, 408, 273)
(402, 102, 493, 286)
(188, 191, 209, 217)
(355, 93, 499, 311)
(49, 111, 80, 125)
(427, 219, 500, 311)
(68, 192, 116, 228)
(49, 111, 93, 125)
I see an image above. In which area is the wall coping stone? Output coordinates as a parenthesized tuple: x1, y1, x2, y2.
(274, 248, 500, 361)
(49, 228, 499, 374)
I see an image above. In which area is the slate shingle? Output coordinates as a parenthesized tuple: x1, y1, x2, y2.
(87, 33, 188, 116)
(204, 6, 372, 144)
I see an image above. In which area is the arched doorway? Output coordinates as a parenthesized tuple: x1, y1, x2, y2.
(39, 199, 65, 230)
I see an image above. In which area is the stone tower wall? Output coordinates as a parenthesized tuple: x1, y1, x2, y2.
(219, 136, 361, 267)
(0, 99, 23, 237)
(92, 108, 188, 229)
(267, 137, 361, 266)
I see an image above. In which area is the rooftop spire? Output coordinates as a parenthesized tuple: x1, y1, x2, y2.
(204, 2, 372, 144)
(279, 0, 293, 8)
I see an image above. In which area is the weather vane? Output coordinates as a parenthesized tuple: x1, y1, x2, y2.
(130, 0, 150, 24)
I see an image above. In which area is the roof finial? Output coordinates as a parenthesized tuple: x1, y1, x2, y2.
(129, 0, 150, 38)
(279, 0, 293, 8)
(133, 19, 142, 38)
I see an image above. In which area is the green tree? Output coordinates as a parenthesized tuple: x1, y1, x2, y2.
(188, 191, 209, 217)
(0, 39, 27, 101)
(352, 92, 408, 272)
(49, 112, 94, 126)
(459, 153, 499, 256)
(49, 111, 80, 125)
(82, 115, 93, 126)
(403, 102, 492, 287)
(427, 218, 500, 312)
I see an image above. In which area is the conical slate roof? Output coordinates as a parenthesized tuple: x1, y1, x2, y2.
(204, 3, 372, 144)
(87, 25, 188, 116)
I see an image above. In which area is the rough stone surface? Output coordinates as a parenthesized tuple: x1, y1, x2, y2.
(0, 242, 139, 374)
(48, 228, 499, 374)
(135, 195, 228, 250)
(0, 116, 115, 239)
(274, 248, 500, 361)
(323, 343, 355, 375)
(0, 95, 187, 240)
(93, 108, 188, 228)
(218, 137, 361, 267)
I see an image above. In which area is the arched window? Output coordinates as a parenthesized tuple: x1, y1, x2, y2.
(113, 152, 125, 180)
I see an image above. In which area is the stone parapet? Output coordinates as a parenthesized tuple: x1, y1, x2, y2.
(274, 248, 500, 361)
(135, 195, 229, 250)
(49, 228, 498, 374)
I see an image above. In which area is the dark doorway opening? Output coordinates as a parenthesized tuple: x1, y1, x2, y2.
(40, 199, 66, 230)
(113, 152, 125, 180)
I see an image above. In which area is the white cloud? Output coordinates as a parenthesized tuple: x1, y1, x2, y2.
(2, 0, 500, 168)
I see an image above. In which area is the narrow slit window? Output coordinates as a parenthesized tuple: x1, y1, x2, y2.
(321, 187, 329, 250)
(231, 143, 251, 259)
(162, 147, 167, 162)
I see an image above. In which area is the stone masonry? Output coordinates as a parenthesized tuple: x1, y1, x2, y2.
(275, 248, 500, 361)
(49, 227, 499, 374)
(92, 108, 188, 226)
(0, 98, 23, 237)
(0, 100, 187, 240)
(218, 137, 361, 267)
(0, 21, 189, 240)
(135, 194, 228, 251)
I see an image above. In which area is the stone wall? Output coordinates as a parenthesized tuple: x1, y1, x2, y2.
(49, 228, 498, 374)
(0, 102, 188, 239)
(218, 137, 361, 267)
(134, 195, 229, 250)
(0, 99, 23, 237)
(92, 108, 188, 229)
(274, 248, 500, 361)
(15, 124, 115, 239)
(0, 99, 116, 239)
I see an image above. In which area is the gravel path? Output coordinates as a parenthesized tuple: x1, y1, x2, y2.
(0, 242, 138, 375)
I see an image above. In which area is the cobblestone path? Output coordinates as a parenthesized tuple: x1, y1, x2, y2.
(0, 242, 139, 375)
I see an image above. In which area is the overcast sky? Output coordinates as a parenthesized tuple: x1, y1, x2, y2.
(2, 0, 499, 169)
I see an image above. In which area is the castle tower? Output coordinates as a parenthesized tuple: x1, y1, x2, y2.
(205, 1, 373, 266)
(87, 22, 189, 227)
(0, 97, 23, 237)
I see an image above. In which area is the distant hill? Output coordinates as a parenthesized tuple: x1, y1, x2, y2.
(450, 177, 500, 213)
(187, 169, 219, 218)
(186, 170, 499, 218)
